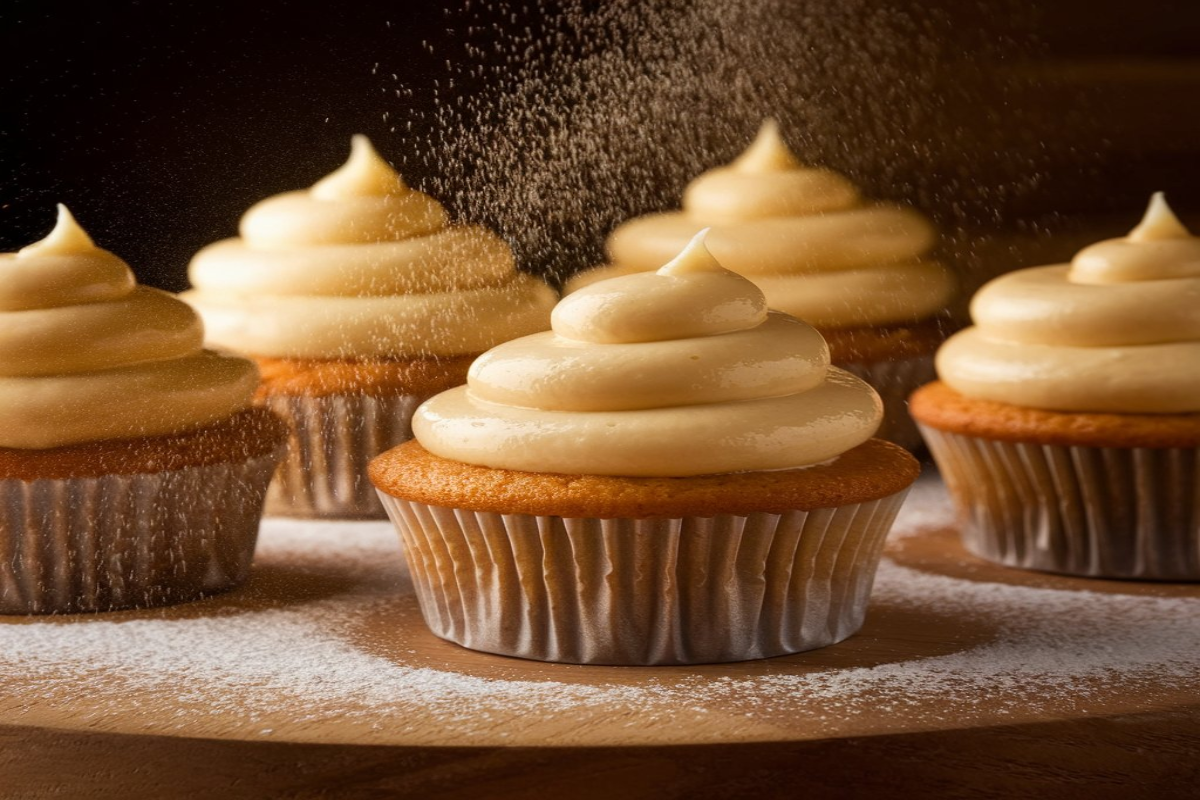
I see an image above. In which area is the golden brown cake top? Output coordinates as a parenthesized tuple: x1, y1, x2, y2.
(253, 354, 475, 399)
(910, 381, 1200, 448)
(0, 407, 287, 481)
(820, 317, 950, 365)
(370, 438, 919, 519)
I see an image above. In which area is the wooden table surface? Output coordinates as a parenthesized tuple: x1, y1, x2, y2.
(3, 476, 1199, 799)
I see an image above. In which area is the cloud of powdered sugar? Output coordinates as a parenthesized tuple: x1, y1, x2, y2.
(380, 0, 1050, 282)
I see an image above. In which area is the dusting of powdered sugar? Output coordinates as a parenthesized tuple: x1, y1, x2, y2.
(375, 0, 1056, 289)
(3, 474, 1198, 745)
(888, 470, 957, 539)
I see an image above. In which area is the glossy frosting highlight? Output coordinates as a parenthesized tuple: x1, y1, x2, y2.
(414, 231, 882, 476)
(0, 206, 258, 449)
(184, 135, 555, 359)
(568, 120, 953, 328)
(938, 193, 1200, 413)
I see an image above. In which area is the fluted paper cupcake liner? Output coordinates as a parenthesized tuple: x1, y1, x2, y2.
(377, 489, 910, 665)
(920, 425, 1200, 580)
(263, 393, 424, 519)
(0, 448, 281, 615)
(839, 354, 936, 452)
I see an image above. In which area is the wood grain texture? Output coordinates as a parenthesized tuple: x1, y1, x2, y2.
(4, 713, 1200, 800)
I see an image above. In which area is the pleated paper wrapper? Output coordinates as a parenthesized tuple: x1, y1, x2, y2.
(840, 354, 936, 452)
(0, 447, 282, 615)
(920, 425, 1200, 581)
(263, 392, 424, 519)
(378, 489, 910, 665)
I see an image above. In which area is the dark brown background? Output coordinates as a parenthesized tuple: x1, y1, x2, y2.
(1, 0, 1197, 289)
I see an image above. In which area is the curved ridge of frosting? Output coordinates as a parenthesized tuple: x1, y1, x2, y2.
(0, 206, 257, 448)
(185, 136, 554, 358)
(414, 231, 882, 476)
(939, 193, 1200, 413)
(567, 120, 950, 328)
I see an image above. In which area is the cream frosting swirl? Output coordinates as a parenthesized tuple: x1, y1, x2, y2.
(566, 120, 954, 328)
(184, 135, 555, 359)
(0, 206, 258, 449)
(938, 193, 1200, 413)
(414, 231, 882, 476)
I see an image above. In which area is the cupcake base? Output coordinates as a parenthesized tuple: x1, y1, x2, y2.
(255, 356, 474, 519)
(920, 427, 1200, 581)
(262, 392, 423, 519)
(378, 492, 909, 665)
(371, 439, 919, 665)
(913, 382, 1200, 581)
(0, 409, 287, 614)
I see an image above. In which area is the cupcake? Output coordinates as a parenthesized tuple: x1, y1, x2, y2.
(184, 136, 557, 519)
(0, 206, 287, 614)
(371, 231, 919, 665)
(566, 120, 956, 450)
(912, 193, 1200, 580)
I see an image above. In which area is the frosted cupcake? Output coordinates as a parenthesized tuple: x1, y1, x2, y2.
(371, 232, 919, 665)
(567, 120, 955, 450)
(0, 206, 286, 614)
(912, 193, 1200, 580)
(185, 136, 557, 518)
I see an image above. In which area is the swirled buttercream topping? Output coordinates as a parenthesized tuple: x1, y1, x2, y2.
(566, 119, 953, 328)
(414, 231, 882, 476)
(184, 135, 555, 359)
(938, 193, 1200, 413)
(0, 206, 258, 449)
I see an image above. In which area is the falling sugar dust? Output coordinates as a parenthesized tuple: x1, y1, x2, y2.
(374, 0, 1058, 289)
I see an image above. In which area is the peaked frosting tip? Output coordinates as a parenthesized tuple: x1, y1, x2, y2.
(311, 135, 407, 200)
(18, 204, 97, 259)
(1128, 192, 1190, 242)
(732, 119, 803, 173)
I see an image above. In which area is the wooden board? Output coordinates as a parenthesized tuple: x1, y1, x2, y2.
(3, 476, 1199, 798)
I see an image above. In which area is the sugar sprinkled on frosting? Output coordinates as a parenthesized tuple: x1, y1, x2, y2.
(182, 135, 556, 359)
